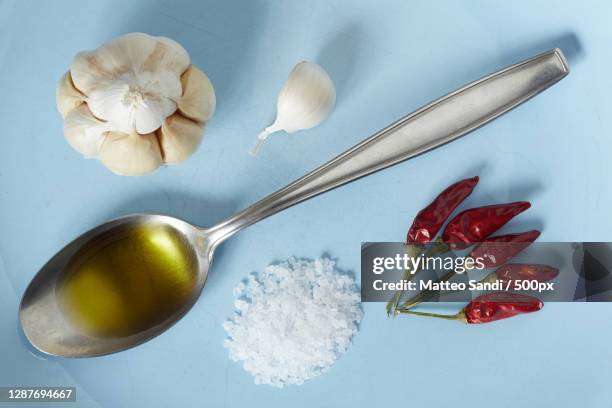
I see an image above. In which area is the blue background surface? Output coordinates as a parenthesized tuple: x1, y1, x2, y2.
(1, 0, 611, 406)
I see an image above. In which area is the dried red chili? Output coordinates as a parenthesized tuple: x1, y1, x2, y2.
(407, 176, 479, 245)
(389, 176, 479, 315)
(441, 201, 531, 249)
(495, 263, 559, 283)
(400, 292, 543, 323)
(469, 230, 541, 268)
(461, 292, 543, 323)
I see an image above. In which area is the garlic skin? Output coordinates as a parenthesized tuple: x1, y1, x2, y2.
(100, 132, 163, 176)
(57, 33, 216, 175)
(251, 61, 335, 156)
(177, 66, 216, 123)
(56, 72, 85, 118)
(159, 114, 205, 164)
(63, 105, 112, 157)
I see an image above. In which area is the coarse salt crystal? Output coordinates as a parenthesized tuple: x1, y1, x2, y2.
(223, 257, 363, 387)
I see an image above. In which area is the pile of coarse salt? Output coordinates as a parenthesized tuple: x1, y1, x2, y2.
(223, 257, 363, 387)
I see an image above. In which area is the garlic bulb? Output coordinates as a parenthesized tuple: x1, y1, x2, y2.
(56, 32, 216, 175)
(251, 61, 335, 156)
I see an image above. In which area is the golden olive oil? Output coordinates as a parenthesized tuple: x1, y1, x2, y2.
(57, 224, 198, 338)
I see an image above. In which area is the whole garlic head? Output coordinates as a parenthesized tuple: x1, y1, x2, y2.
(57, 32, 216, 175)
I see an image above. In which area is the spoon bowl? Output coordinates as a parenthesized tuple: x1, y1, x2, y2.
(20, 214, 214, 357)
(19, 49, 569, 357)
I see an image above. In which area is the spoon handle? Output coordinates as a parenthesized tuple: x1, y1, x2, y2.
(207, 49, 569, 245)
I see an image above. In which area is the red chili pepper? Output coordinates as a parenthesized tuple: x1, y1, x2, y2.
(407, 176, 479, 245)
(441, 201, 531, 249)
(495, 263, 559, 283)
(461, 292, 543, 323)
(469, 230, 541, 268)
(400, 292, 543, 323)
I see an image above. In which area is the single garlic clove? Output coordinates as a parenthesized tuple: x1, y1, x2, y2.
(177, 66, 216, 123)
(251, 61, 335, 156)
(99, 132, 163, 176)
(276, 61, 336, 133)
(158, 113, 204, 164)
(63, 104, 111, 157)
(157, 36, 191, 70)
(56, 71, 85, 118)
(70, 33, 189, 135)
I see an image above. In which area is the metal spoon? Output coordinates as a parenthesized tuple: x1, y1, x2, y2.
(20, 49, 569, 357)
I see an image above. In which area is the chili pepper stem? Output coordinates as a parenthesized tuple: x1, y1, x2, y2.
(398, 269, 456, 311)
(387, 239, 452, 316)
(385, 292, 402, 317)
(427, 239, 451, 257)
(481, 271, 498, 285)
(386, 237, 463, 316)
(399, 309, 468, 323)
(386, 244, 422, 316)
(410, 271, 497, 303)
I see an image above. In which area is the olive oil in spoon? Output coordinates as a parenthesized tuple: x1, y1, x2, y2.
(57, 224, 197, 338)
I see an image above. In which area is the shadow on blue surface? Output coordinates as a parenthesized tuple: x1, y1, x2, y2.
(501, 32, 584, 66)
(103, 190, 239, 229)
(317, 22, 368, 106)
